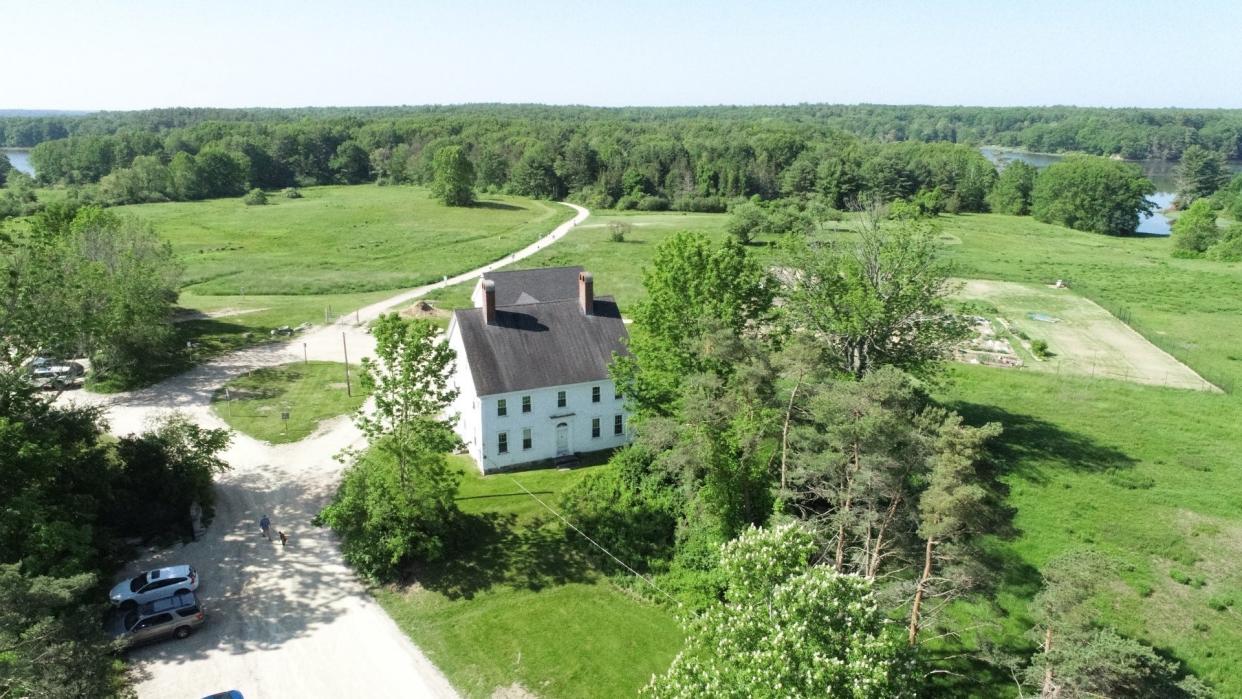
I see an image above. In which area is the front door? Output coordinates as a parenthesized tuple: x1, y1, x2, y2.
(555, 422, 570, 456)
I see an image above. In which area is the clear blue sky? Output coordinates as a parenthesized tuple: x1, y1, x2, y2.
(7, 0, 1242, 110)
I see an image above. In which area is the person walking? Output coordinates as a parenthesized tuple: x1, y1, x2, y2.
(259, 514, 271, 540)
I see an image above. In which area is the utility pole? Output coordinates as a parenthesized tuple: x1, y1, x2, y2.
(342, 332, 352, 397)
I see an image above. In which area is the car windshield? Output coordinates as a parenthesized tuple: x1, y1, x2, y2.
(128, 572, 150, 593)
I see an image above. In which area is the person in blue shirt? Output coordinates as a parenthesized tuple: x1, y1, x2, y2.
(259, 514, 271, 539)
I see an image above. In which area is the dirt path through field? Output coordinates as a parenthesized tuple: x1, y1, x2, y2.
(62, 202, 589, 698)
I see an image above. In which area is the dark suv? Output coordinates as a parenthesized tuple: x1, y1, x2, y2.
(108, 591, 206, 647)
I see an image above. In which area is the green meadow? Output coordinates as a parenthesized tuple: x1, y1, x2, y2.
(121, 185, 572, 296)
(112, 186, 572, 382)
(375, 457, 683, 699)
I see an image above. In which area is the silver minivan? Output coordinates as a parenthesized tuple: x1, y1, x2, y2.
(108, 591, 206, 647)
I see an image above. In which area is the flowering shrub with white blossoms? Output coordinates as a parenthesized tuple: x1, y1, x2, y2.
(643, 523, 918, 698)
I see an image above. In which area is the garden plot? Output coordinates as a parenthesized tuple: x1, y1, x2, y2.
(955, 279, 1217, 392)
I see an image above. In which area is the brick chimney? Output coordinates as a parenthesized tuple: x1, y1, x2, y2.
(482, 279, 497, 324)
(578, 271, 594, 315)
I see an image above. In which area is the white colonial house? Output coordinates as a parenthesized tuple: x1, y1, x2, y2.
(447, 267, 632, 473)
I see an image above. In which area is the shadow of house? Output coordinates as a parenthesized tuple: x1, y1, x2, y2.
(405, 512, 597, 600)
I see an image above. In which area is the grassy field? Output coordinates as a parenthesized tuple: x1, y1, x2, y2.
(936, 366, 1242, 695)
(375, 457, 682, 698)
(421, 209, 730, 314)
(109, 186, 572, 385)
(122, 185, 573, 296)
(210, 362, 367, 443)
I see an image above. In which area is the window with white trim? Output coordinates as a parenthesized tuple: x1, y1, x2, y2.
(522, 428, 532, 450)
(498, 432, 508, 454)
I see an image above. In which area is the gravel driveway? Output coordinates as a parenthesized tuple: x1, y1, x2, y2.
(65, 204, 588, 698)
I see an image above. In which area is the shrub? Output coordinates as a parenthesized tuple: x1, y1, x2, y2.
(1207, 224, 1242, 261)
(1031, 338, 1052, 358)
(282, 187, 302, 199)
(243, 188, 268, 206)
(636, 194, 670, 211)
(1170, 569, 1191, 585)
(608, 221, 630, 243)
(557, 448, 679, 572)
(1208, 595, 1234, 611)
(314, 439, 461, 581)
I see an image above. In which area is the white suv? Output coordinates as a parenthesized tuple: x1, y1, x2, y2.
(110, 565, 199, 608)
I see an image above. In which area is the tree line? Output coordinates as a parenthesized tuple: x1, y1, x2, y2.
(6, 104, 1242, 159)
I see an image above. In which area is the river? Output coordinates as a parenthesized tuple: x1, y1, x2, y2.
(979, 146, 1242, 235)
(1, 148, 35, 177)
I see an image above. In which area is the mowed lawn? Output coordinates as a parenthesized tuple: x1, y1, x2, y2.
(375, 457, 682, 698)
(938, 366, 1242, 695)
(210, 362, 367, 443)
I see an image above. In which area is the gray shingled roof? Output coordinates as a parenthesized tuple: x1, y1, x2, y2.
(481, 266, 583, 306)
(454, 297, 629, 396)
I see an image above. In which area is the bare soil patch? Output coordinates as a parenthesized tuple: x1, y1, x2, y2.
(955, 279, 1217, 392)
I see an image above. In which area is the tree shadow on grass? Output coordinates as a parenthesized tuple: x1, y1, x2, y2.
(472, 200, 525, 212)
(406, 512, 596, 600)
(948, 401, 1137, 485)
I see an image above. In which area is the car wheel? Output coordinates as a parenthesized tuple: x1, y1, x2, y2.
(174, 626, 193, 640)
(119, 600, 137, 611)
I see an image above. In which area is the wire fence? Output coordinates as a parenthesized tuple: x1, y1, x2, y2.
(1062, 280, 1232, 394)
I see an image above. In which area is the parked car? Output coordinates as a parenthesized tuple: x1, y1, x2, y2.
(110, 565, 199, 608)
(203, 692, 244, 699)
(107, 592, 205, 647)
(27, 358, 85, 390)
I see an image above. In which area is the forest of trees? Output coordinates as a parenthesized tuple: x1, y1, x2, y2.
(2, 104, 1239, 214)
(5, 104, 1242, 158)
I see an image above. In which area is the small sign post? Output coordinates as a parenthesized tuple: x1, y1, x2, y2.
(281, 408, 290, 435)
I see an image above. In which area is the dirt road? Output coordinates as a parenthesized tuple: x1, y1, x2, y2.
(67, 203, 589, 698)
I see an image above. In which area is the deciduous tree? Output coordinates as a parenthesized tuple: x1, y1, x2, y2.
(987, 160, 1037, 215)
(1030, 156, 1156, 235)
(643, 523, 918, 698)
(429, 145, 476, 206)
(780, 215, 966, 380)
(612, 232, 773, 416)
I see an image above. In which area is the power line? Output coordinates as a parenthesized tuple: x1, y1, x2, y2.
(504, 475, 681, 606)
